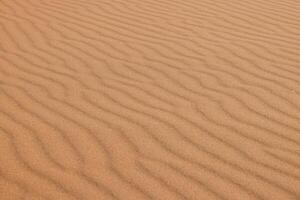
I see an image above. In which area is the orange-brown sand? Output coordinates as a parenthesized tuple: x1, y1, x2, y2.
(1, 0, 300, 199)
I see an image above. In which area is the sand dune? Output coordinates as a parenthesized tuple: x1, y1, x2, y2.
(1, 0, 300, 199)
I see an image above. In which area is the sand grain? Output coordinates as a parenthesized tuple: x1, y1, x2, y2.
(1, 0, 300, 199)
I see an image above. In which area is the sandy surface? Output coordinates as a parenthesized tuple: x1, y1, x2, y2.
(1, 0, 300, 199)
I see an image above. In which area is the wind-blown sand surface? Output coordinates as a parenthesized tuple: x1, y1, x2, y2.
(1, 0, 300, 199)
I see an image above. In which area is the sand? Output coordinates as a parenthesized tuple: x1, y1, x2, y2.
(1, 0, 300, 199)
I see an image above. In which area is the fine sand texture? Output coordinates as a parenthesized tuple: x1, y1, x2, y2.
(1, 0, 300, 199)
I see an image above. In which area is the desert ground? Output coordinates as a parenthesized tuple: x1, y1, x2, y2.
(1, 0, 300, 199)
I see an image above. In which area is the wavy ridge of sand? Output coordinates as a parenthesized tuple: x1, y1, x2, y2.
(1, 0, 300, 199)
